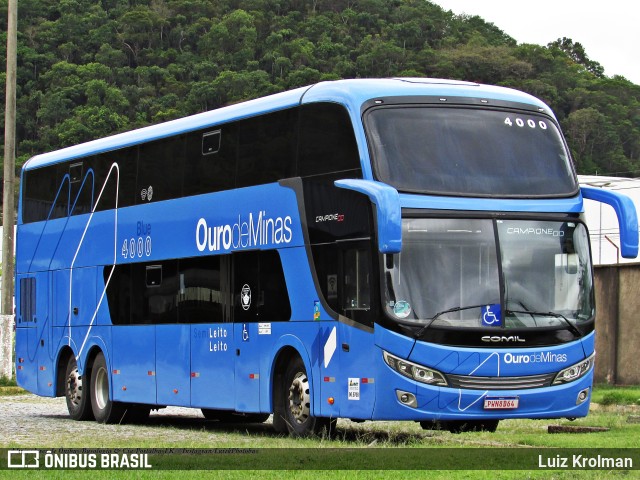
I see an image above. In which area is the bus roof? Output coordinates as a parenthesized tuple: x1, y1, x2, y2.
(24, 78, 552, 171)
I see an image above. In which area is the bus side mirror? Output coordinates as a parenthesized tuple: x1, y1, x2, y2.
(335, 179, 402, 254)
(581, 186, 639, 259)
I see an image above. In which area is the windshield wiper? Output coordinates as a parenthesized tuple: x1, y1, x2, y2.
(416, 304, 487, 338)
(506, 309, 583, 338)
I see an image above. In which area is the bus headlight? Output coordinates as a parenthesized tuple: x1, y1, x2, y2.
(552, 352, 595, 385)
(383, 351, 448, 386)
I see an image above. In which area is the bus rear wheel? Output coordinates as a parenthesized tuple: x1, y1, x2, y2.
(90, 352, 127, 424)
(276, 356, 336, 437)
(64, 355, 94, 421)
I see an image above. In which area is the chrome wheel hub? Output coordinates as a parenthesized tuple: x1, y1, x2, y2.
(288, 372, 310, 425)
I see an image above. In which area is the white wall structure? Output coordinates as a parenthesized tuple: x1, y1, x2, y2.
(0, 225, 15, 379)
(580, 175, 640, 265)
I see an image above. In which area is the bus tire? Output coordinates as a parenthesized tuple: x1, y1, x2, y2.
(64, 355, 94, 421)
(279, 356, 336, 437)
(90, 352, 127, 424)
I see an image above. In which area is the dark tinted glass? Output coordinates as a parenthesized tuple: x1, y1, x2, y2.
(233, 250, 290, 323)
(236, 109, 297, 187)
(137, 136, 184, 204)
(93, 148, 137, 210)
(311, 240, 374, 327)
(22, 166, 62, 223)
(367, 107, 577, 196)
(298, 103, 361, 177)
(143, 261, 178, 324)
(69, 161, 93, 216)
(178, 256, 225, 323)
(184, 124, 237, 196)
(104, 264, 132, 325)
(19, 277, 36, 323)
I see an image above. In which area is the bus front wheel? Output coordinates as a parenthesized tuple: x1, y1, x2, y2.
(276, 356, 336, 437)
(64, 355, 94, 421)
(90, 352, 127, 424)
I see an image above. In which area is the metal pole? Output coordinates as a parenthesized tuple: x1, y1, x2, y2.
(1, 0, 18, 380)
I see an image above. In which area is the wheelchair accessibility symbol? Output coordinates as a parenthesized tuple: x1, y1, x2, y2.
(242, 324, 249, 342)
(481, 304, 502, 327)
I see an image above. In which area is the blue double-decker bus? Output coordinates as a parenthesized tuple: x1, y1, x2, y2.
(15, 78, 638, 435)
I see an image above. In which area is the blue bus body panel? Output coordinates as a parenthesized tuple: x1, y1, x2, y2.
(409, 337, 587, 377)
(111, 326, 156, 405)
(370, 326, 594, 421)
(156, 325, 191, 407)
(18, 183, 304, 274)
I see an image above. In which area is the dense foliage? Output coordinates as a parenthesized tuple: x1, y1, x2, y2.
(1, 0, 640, 178)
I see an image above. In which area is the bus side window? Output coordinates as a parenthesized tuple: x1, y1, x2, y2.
(258, 251, 291, 322)
(93, 148, 137, 211)
(19, 277, 36, 323)
(233, 251, 260, 323)
(69, 161, 94, 216)
(137, 136, 184, 204)
(144, 261, 178, 324)
(312, 241, 374, 327)
(177, 256, 225, 324)
(22, 165, 59, 223)
(232, 250, 291, 323)
(343, 248, 370, 312)
(184, 125, 237, 196)
(236, 109, 297, 188)
(105, 265, 132, 325)
(298, 102, 361, 177)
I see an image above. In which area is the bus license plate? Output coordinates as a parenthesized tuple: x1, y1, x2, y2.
(484, 397, 519, 410)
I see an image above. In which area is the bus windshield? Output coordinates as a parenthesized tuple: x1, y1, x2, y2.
(366, 106, 577, 197)
(383, 218, 594, 330)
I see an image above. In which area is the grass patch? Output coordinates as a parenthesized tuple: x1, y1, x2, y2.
(0, 376, 17, 387)
(0, 386, 27, 396)
(0, 387, 639, 479)
(0, 376, 26, 395)
(591, 384, 640, 406)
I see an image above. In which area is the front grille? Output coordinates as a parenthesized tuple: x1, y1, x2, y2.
(447, 372, 556, 390)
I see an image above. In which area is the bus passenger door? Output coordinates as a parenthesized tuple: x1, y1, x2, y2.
(107, 265, 157, 406)
(232, 251, 261, 413)
(188, 256, 235, 410)
(190, 323, 234, 409)
(149, 262, 191, 407)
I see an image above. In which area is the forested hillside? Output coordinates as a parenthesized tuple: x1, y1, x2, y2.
(1, 0, 640, 178)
